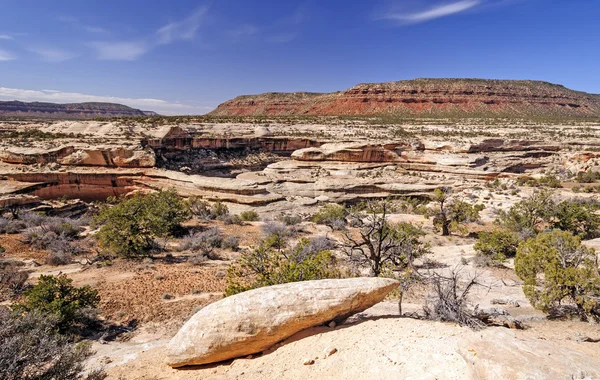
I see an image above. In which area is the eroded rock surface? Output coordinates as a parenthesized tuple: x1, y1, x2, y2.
(457, 329, 600, 379)
(165, 277, 399, 367)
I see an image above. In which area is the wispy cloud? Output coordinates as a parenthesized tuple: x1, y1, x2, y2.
(0, 34, 14, 40)
(0, 49, 16, 61)
(57, 16, 109, 35)
(156, 6, 209, 45)
(28, 47, 77, 62)
(380, 0, 481, 24)
(0, 87, 211, 115)
(226, 24, 259, 41)
(89, 5, 209, 61)
(88, 41, 149, 61)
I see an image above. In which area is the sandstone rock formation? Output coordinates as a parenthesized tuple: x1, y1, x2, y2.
(457, 329, 600, 379)
(165, 277, 399, 368)
(210, 79, 600, 118)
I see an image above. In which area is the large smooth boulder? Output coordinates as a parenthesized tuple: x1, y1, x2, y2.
(166, 277, 399, 368)
(457, 329, 600, 379)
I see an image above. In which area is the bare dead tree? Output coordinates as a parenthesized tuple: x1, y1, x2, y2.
(423, 266, 488, 329)
(341, 200, 429, 277)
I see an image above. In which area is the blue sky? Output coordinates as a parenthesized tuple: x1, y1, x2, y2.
(0, 0, 599, 115)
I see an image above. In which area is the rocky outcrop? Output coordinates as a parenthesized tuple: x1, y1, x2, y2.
(210, 79, 600, 118)
(457, 329, 600, 379)
(0, 146, 155, 168)
(165, 277, 399, 368)
(0, 101, 155, 119)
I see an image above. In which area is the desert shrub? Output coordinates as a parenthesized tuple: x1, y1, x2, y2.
(423, 269, 485, 329)
(312, 204, 347, 230)
(343, 200, 430, 276)
(515, 230, 600, 321)
(225, 238, 340, 296)
(474, 229, 520, 266)
(0, 262, 29, 301)
(187, 197, 212, 220)
(94, 189, 189, 257)
(19, 211, 45, 228)
(0, 217, 26, 234)
(431, 188, 484, 236)
(299, 235, 335, 257)
(575, 170, 600, 183)
(188, 253, 208, 265)
(261, 222, 291, 250)
(240, 210, 259, 222)
(220, 213, 244, 225)
(14, 274, 100, 334)
(221, 236, 240, 251)
(278, 213, 302, 226)
(495, 190, 554, 238)
(0, 310, 105, 380)
(517, 174, 562, 188)
(211, 201, 229, 219)
(0, 244, 4, 254)
(180, 227, 223, 257)
(551, 199, 600, 239)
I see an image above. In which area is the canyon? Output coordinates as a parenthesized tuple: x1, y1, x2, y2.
(1, 117, 599, 211)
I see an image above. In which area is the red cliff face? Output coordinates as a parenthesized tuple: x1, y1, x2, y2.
(210, 79, 600, 118)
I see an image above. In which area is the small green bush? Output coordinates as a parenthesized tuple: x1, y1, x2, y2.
(94, 190, 189, 257)
(552, 199, 600, 239)
(495, 190, 554, 237)
(474, 229, 520, 266)
(14, 274, 100, 334)
(240, 210, 259, 222)
(515, 230, 600, 321)
(517, 174, 562, 188)
(575, 170, 600, 184)
(312, 204, 347, 230)
(225, 238, 340, 296)
(211, 201, 229, 219)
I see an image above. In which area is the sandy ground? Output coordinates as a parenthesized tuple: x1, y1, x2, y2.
(99, 302, 471, 380)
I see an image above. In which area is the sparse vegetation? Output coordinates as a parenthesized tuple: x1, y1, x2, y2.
(312, 204, 347, 230)
(240, 210, 260, 222)
(575, 170, 600, 183)
(94, 190, 189, 257)
(515, 230, 600, 321)
(431, 188, 483, 236)
(0, 309, 106, 380)
(474, 229, 520, 266)
(342, 200, 430, 277)
(225, 237, 340, 296)
(423, 268, 485, 329)
(14, 274, 100, 335)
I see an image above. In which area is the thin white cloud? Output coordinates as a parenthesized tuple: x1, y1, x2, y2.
(89, 5, 209, 61)
(0, 87, 212, 115)
(0, 49, 16, 61)
(381, 0, 481, 24)
(29, 47, 77, 62)
(0, 34, 14, 40)
(156, 6, 209, 45)
(89, 41, 149, 61)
